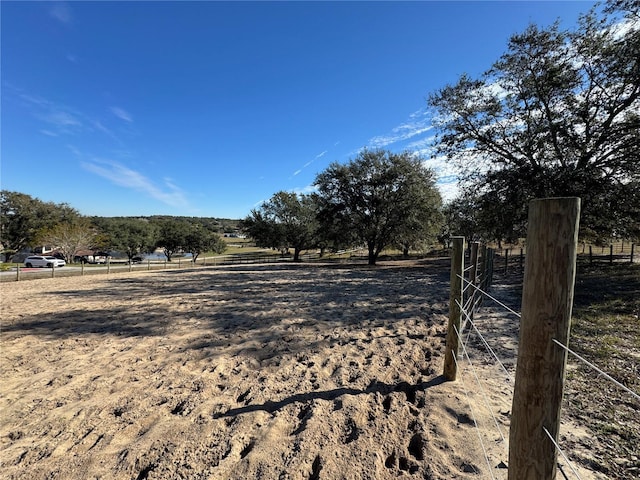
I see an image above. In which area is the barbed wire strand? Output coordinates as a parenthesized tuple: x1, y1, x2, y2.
(454, 324, 510, 450)
(456, 299, 514, 382)
(542, 426, 583, 480)
(451, 354, 498, 480)
(457, 274, 522, 319)
(552, 339, 640, 402)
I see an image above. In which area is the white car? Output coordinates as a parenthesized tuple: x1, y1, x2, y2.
(23, 255, 66, 268)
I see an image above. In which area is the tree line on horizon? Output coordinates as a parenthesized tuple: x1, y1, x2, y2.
(0, 190, 234, 264)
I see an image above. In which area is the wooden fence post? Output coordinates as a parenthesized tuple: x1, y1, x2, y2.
(16, 265, 20, 281)
(504, 248, 509, 274)
(508, 197, 581, 480)
(443, 236, 465, 381)
(468, 241, 479, 302)
(479, 245, 487, 291)
(610, 244, 614, 265)
(462, 241, 480, 337)
(519, 248, 524, 273)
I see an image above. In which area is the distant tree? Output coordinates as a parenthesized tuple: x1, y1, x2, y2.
(0, 191, 79, 259)
(428, 2, 640, 242)
(94, 217, 157, 262)
(315, 149, 443, 265)
(183, 223, 226, 262)
(37, 219, 97, 263)
(243, 191, 319, 262)
(154, 219, 188, 262)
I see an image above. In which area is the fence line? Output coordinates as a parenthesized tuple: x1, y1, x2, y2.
(450, 353, 498, 480)
(495, 241, 636, 275)
(453, 323, 510, 449)
(444, 197, 640, 480)
(2, 249, 369, 282)
(542, 427, 583, 480)
(551, 339, 640, 402)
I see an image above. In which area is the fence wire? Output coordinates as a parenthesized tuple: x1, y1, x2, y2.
(448, 247, 640, 479)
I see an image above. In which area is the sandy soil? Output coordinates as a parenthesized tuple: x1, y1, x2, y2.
(0, 259, 601, 479)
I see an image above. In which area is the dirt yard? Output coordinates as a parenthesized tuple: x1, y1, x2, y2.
(0, 259, 611, 479)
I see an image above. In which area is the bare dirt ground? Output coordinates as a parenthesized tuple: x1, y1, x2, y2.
(0, 259, 630, 479)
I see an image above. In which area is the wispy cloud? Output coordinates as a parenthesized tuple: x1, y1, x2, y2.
(81, 159, 189, 208)
(50, 2, 72, 25)
(366, 108, 434, 149)
(39, 110, 82, 128)
(110, 106, 133, 123)
(290, 149, 331, 178)
(369, 123, 433, 149)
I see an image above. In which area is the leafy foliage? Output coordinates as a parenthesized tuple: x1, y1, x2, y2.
(315, 149, 442, 265)
(92, 217, 158, 261)
(428, 2, 640, 242)
(243, 191, 320, 262)
(0, 191, 80, 257)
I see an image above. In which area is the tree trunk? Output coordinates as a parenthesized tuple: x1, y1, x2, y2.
(293, 248, 302, 262)
(367, 246, 378, 265)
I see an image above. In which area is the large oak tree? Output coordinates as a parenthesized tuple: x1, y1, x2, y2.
(315, 149, 442, 265)
(428, 1, 640, 241)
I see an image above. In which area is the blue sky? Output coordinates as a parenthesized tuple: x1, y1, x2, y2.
(2, 1, 596, 219)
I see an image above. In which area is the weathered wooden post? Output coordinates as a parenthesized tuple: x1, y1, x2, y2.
(107, 257, 111, 274)
(589, 245, 593, 265)
(486, 248, 495, 290)
(519, 248, 524, 273)
(631, 243, 635, 264)
(462, 241, 480, 336)
(468, 241, 479, 302)
(479, 245, 488, 291)
(443, 236, 465, 381)
(129, 260, 133, 272)
(508, 197, 580, 480)
(609, 244, 614, 265)
(504, 248, 509, 274)
(81, 262, 85, 276)
(16, 265, 20, 281)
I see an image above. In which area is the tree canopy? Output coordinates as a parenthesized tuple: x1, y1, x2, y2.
(0, 191, 80, 259)
(315, 149, 442, 265)
(243, 191, 320, 262)
(428, 1, 640, 241)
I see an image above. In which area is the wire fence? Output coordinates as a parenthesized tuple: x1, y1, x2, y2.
(489, 241, 637, 277)
(446, 233, 640, 479)
(454, 251, 640, 479)
(0, 249, 369, 283)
